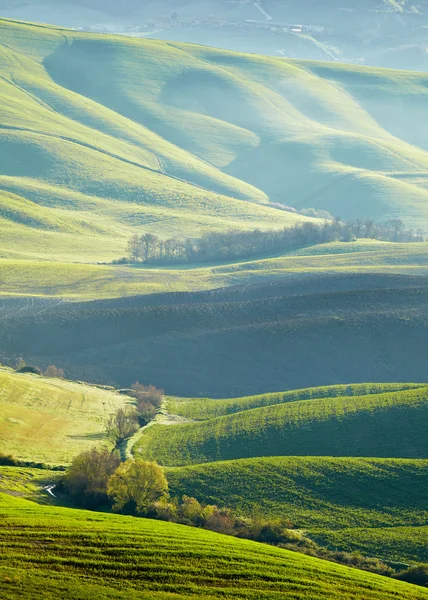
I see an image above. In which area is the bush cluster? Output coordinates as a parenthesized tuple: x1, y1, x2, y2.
(129, 383, 164, 426)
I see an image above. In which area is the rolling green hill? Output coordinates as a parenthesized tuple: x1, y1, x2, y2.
(168, 456, 428, 529)
(1, 493, 427, 600)
(1, 17, 428, 268)
(0, 367, 129, 464)
(134, 386, 428, 465)
(168, 456, 428, 564)
(166, 382, 426, 420)
(3, 241, 428, 299)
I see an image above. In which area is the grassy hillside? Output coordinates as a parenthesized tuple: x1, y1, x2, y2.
(2, 241, 428, 299)
(134, 386, 428, 465)
(0, 466, 59, 503)
(168, 456, 428, 529)
(168, 456, 428, 563)
(1, 18, 428, 267)
(0, 368, 128, 464)
(3, 277, 428, 395)
(1, 494, 427, 600)
(314, 526, 428, 566)
(0, 17, 314, 264)
(166, 382, 426, 420)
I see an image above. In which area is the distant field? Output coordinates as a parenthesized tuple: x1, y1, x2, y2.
(314, 526, 428, 566)
(2, 240, 428, 299)
(1, 493, 427, 600)
(168, 456, 428, 529)
(134, 387, 428, 465)
(3, 276, 428, 396)
(0, 368, 128, 464)
(1, 18, 428, 269)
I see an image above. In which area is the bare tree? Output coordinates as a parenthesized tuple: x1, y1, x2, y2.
(127, 234, 141, 262)
(106, 407, 139, 447)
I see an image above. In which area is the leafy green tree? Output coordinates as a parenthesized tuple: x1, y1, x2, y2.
(64, 447, 120, 508)
(107, 459, 168, 514)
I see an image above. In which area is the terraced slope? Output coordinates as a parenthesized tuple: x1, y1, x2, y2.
(0, 367, 128, 464)
(1, 18, 428, 264)
(134, 386, 428, 464)
(3, 278, 428, 395)
(1, 494, 427, 600)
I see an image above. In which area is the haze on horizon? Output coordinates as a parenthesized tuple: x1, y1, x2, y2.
(1, 0, 428, 71)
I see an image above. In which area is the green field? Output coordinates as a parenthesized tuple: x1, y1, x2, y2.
(3, 241, 428, 299)
(0, 466, 59, 503)
(1, 17, 428, 273)
(1, 493, 427, 600)
(167, 456, 428, 564)
(0, 368, 129, 464)
(166, 382, 426, 420)
(134, 386, 428, 465)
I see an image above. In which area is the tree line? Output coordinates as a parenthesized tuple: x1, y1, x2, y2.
(121, 218, 425, 265)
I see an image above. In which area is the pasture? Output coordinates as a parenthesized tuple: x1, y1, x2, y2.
(1, 493, 427, 600)
(0, 368, 128, 464)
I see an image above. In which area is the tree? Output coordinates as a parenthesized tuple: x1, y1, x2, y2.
(140, 233, 159, 263)
(107, 459, 168, 514)
(385, 218, 404, 242)
(63, 447, 120, 508)
(44, 365, 65, 379)
(131, 383, 164, 409)
(127, 234, 141, 262)
(106, 407, 139, 448)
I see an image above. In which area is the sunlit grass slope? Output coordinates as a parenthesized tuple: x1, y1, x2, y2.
(1, 494, 427, 600)
(0, 466, 59, 503)
(166, 382, 425, 420)
(0, 18, 313, 263)
(134, 386, 428, 465)
(1, 18, 428, 265)
(3, 241, 428, 299)
(0, 368, 128, 464)
(168, 456, 428, 564)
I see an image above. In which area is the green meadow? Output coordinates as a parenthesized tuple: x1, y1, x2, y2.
(134, 386, 428, 465)
(1, 17, 428, 293)
(167, 456, 428, 564)
(166, 382, 426, 420)
(1, 493, 427, 600)
(0, 368, 129, 464)
(3, 241, 428, 299)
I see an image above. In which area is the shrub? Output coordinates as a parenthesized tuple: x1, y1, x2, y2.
(394, 565, 428, 587)
(131, 383, 164, 409)
(63, 447, 120, 508)
(108, 459, 168, 514)
(0, 453, 19, 466)
(17, 365, 42, 375)
(136, 400, 157, 426)
(44, 365, 65, 379)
